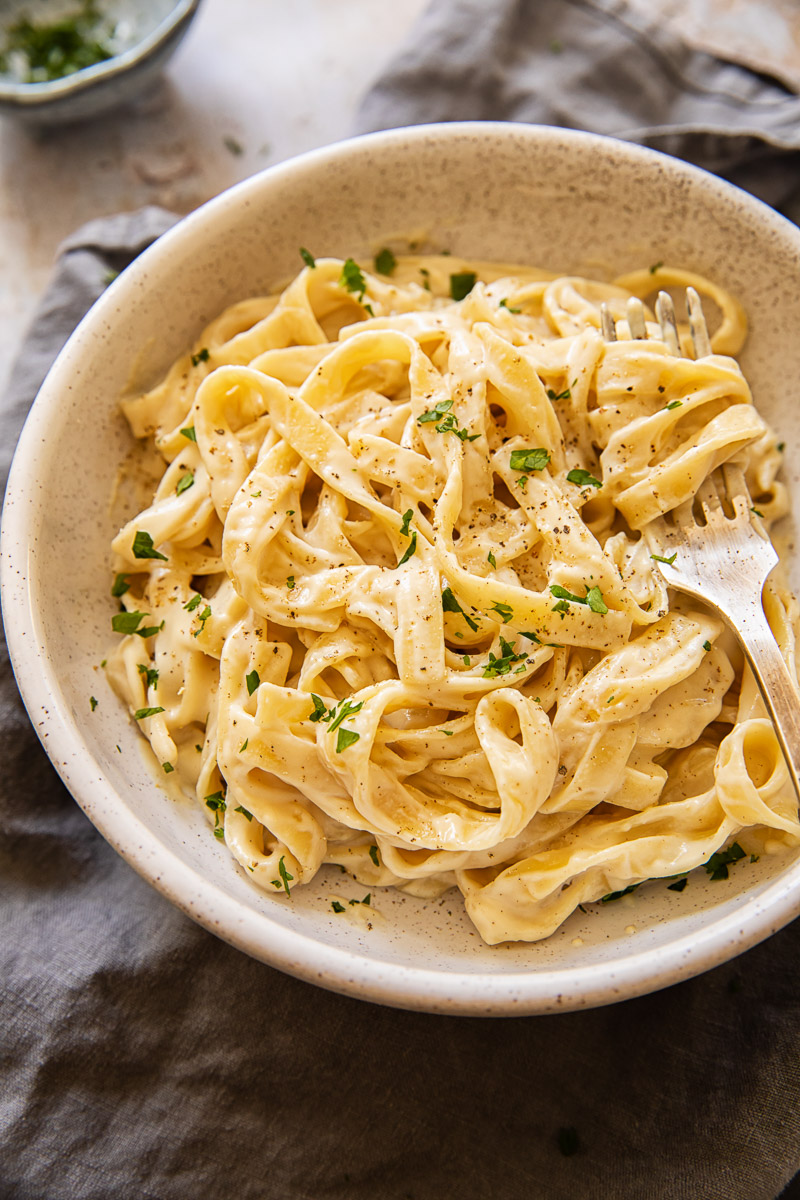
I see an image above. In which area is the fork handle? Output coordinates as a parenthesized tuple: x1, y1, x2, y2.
(721, 601, 800, 803)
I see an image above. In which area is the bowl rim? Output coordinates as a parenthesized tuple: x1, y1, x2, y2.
(0, 0, 199, 105)
(5, 120, 800, 1015)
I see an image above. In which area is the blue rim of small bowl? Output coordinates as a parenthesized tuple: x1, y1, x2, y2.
(0, 0, 199, 107)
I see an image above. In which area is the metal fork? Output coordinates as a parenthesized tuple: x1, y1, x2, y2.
(601, 290, 800, 802)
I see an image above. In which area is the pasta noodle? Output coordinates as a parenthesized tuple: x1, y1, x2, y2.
(106, 252, 800, 944)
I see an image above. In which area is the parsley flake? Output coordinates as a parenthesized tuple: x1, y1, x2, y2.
(162, 762, 174, 773)
(704, 842, 746, 881)
(601, 883, 640, 903)
(336, 728, 360, 753)
(650, 552, 677, 565)
(374, 247, 396, 275)
(487, 550, 497, 568)
(176, 471, 194, 495)
(703, 640, 711, 652)
(137, 663, 159, 689)
(299, 247, 316, 268)
(751, 506, 765, 519)
(509, 447, 550, 472)
(275, 856, 294, 895)
(340, 257, 368, 302)
(499, 298, 522, 313)
(549, 583, 608, 615)
(547, 384, 573, 402)
(331, 900, 345, 913)
(442, 587, 479, 632)
(134, 706, 165, 720)
(566, 468, 601, 488)
(132, 530, 167, 561)
(490, 601, 514, 624)
(180, 426, 196, 442)
(667, 877, 688, 892)
(649, 261, 664, 274)
(235, 805, 253, 821)
(400, 508, 413, 537)
(287, 575, 295, 590)
(309, 694, 328, 722)
(184, 594, 202, 611)
(397, 531, 417, 566)
(246, 669, 260, 696)
(191, 347, 210, 367)
(90, 695, 98, 711)
(665, 400, 683, 411)
(369, 845, 380, 867)
(111, 573, 130, 598)
(450, 271, 477, 301)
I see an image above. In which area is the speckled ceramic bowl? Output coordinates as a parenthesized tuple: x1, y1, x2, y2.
(4, 123, 800, 1014)
(0, 0, 199, 123)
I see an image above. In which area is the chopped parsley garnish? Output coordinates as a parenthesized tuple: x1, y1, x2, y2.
(273, 856, 294, 896)
(287, 575, 295, 590)
(665, 400, 683, 411)
(309, 694, 328, 722)
(482, 637, 527, 678)
(557, 1127, 580, 1157)
(418, 398, 453, 424)
(667, 877, 688, 892)
(336, 728, 360, 752)
(192, 605, 212, 638)
(132, 530, 167, 561)
(331, 900, 345, 913)
(703, 640, 712, 652)
(137, 662, 159, 689)
(205, 791, 226, 817)
(566, 468, 601, 489)
(340, 257, 368, 302)
(0, 2, 115, 83)
(490, 601, 514, 624)
(450, 272, 477, 301)
(462, 654, 471, 666)
(549, 583, 608, 615)
(417, 398, 478, 441)
(487, 550, 497, 568)
(397, 532, 417, 566)
(176, 471, 194, 495)
(234, 805, 253, 821)
(650, 552, 677, 565)
(246, 669, 260, 696)
(374, 247, 396, 276)
(180, 426, 196, 442)
(499, 298, 522, 313)
(349, 894, 371, 906)
(191, 348, 210, 367)
(546, 383, 574, 402)
(213, 827, 225, 840)
(400, 508, 413, 537)
(300, 247, 316, 268)
(162, 762, 174, 774)
(442, 587, 479, 632)
(649, 261, 664, 274)
(521, 630, 541, 643)
(509, 447, 550, 472)
(778, 442, 786, 452)
(90, 696, 98, 711)
(601, 883, 640, 903)
(327, 698, 363, 732)
(751, 506, 765, 518)
(704, 841, 746, 881)
(240, 738, 249, 752)
(111, 573, 130, 597)
(184, 594, 202, 611)
(134, 706, 164, 720)
(369, 845, 380, 866)
(111, 610, 148, 635)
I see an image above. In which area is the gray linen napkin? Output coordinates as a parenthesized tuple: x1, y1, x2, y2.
(5, 5, 800, 1199)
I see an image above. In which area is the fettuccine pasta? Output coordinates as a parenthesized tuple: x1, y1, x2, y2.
(106, 252, 800, 944)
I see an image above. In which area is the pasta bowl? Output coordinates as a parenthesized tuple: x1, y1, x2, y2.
(4, 122, 800, 1014)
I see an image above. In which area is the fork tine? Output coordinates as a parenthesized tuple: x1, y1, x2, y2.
(720, 462, 752, 520)
(686, 287, 712, 359)
(655, 291, 681, 356)
(697, 472, 724, 520)
(600, 302, 616, 342)
(627, 297, 647, 340)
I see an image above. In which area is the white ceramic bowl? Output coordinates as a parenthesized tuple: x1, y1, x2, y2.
(4, 123, 800, 1015)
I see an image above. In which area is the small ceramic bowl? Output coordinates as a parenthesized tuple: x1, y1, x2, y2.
(0, 0, 199, 123)
(4, 123, 800, 1014)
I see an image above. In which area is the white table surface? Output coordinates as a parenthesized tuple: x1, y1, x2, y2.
(0, 0, 797, 400)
